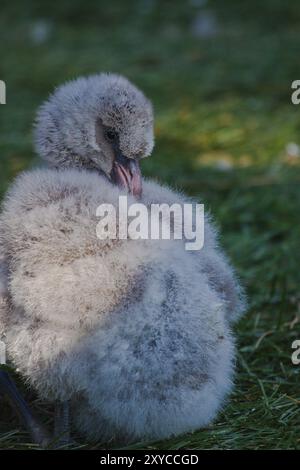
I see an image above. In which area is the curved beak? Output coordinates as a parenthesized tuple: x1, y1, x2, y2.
(110, 153, 142, 198)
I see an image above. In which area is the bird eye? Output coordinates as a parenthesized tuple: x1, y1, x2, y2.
(105, 129, 118, 142)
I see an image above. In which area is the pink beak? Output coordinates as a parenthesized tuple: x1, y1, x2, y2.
(111, 154, 142, 198)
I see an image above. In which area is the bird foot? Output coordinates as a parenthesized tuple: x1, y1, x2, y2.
(0, 369, 51, 447)
(51, 400, 74, 448)
(0, 372, 77, 448)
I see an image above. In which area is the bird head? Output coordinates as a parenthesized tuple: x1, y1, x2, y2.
(34, 73, 154, 198)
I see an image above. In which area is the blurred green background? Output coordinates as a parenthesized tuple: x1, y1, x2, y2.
(0, 0, 299, 449)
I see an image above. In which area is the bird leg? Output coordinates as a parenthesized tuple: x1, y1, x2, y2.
(53, 400, 72, 447)
(0, 369, 50, 447)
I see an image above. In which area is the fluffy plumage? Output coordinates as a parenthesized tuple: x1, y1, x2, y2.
(35, 74, 154, 174)
(0, 74, 245, 443)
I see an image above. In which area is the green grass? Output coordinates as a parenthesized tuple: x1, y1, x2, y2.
(0, 0, 299, 450)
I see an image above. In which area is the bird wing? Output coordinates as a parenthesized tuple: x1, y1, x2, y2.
(142, 179, 246, 322)
(0, 168, 145, 330)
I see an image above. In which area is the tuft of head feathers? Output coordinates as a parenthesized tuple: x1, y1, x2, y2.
(34, 73, 154, 175)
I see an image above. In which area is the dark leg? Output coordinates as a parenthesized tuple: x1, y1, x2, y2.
(54, 400, 72, 447)
(0, 369, 50, 447)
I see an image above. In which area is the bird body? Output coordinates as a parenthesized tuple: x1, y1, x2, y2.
(0, 74, 245, 443)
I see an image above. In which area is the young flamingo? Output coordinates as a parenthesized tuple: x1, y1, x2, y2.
(0, 73, 245, 446)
